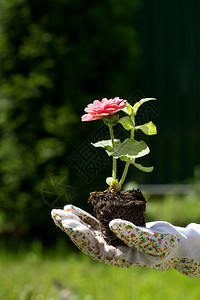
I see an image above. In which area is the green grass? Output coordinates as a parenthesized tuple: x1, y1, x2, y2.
(146, 192, 200, 226)
(1, 245, 200, 300)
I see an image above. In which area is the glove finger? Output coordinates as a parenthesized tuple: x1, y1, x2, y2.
(61, 219, 101, 258)
(51, 209, 101, 236)
(110, 219, 181, 258)
(62, 220, 136, 268)
(64, 205, 99, 230)
(174, 258, 200, 278)
(52, 209, 136, 267)
(51, 209, 82, 228)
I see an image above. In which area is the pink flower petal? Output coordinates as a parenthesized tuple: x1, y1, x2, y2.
(93, 100, 102, 106)
(81, 114, 102, 121)
(81, 97, 127, 121)
(101, 98, 109, 104)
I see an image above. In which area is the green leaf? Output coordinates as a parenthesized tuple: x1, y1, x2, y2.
(91, 139, 121, 149)
(106, 177, 121, 191)
(106, 177, 114, 185)
(133, 98, 156, 115)
(123, 104, 133, 116)
(133, 162, 154, 172)
(136, 121, 157, 135)
(107, 138, 150, 159)
(119, 157, 154, 173)
(118, 116, 134, 130)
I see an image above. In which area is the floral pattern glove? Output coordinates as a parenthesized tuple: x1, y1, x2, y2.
(51, 205, 200, 278)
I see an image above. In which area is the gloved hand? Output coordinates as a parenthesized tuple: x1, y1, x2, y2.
(51, 205, 200, 278)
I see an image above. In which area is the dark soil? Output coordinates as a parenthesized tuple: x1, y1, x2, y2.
(89, 189, 146, 246)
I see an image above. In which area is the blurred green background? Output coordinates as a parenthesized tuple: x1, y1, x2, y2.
(0, 0, 200, 245)
(1, 0, 200, 298)
(0, 0, 200, 244)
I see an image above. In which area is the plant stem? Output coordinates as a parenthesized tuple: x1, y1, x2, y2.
(130, 114, 135, 139)
(119, 161, 130, 186)
(119, 114, 135, 187)
(108, 124, 117, 180)
(131, 127, 134, 139)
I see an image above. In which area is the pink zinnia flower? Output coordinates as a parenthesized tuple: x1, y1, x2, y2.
(81, 97, 127, 121)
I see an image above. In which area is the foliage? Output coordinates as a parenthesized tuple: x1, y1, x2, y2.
(91, 98, 157, 191)
(0, 0, 140, 241)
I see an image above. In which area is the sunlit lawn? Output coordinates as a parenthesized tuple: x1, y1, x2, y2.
(1, 245, 200, 300)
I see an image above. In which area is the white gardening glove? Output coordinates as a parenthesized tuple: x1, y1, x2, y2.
(51, 205, 200, 278)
